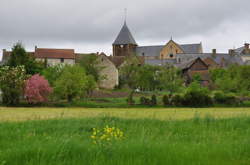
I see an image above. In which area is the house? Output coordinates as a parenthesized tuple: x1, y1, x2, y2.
(2, 47, 76, 66)
(234, 43, 250, 64)
(75, 53, 119, 89)
(34, 47, 75, 66)
(176, 57, 210, 86)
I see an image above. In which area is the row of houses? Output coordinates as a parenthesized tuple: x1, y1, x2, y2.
(0, 21, 249, 89)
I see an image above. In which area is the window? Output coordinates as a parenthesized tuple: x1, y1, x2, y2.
(142, 52, 145, 56)
(60, 58, 64, 63)
(169, 54, 174, 58)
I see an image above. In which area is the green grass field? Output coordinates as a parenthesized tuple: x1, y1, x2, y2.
(1, 107, 250, 165)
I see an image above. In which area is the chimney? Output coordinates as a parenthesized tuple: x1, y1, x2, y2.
(212, 49, 216, 55)
(245, 43, 249, 50)
(35, 45, 38, 50)
(228, 49, 235, 56)
(2, 49, 6, 53)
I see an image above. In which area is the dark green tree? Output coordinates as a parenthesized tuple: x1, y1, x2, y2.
(7, 42, 44, 75)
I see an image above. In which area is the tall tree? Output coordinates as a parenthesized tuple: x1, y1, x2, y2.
(156, 65, 183, 94)
(7, 42, 44, 74)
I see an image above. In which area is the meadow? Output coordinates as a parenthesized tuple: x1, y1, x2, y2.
(1, 108, 250, 165)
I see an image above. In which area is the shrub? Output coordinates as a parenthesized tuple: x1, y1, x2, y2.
(24, 74, 53, 104)
(213, 91, 238, 105)
(54, 65, 90, 102)
(182, 82, 213, 107)
(140, 97, 151, 105)
(0, 66, 27, 105)
(151, 95, 157, 106)
(162, 95, 170, 106)
(171, 94, 184, 106)
(127, 91, 135, 105)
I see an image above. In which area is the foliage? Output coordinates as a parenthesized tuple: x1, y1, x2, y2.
(126, 91, 135, 105)
(171, 94, 184, 106)
(140, 97, 152, 105)
(7, 42, 44, 74)
(209, 65, 250, 94)
(151, 95, 157, 106)
(54, 65, 90, 102)
(24, 74, 53, 104)
(0, 66, 27, 105)
(162, 95, 171, 106)
(134, 65, 160, 91)
(213, 91, 238, 105)
(156, 65, 183, 93)
(90, 125, 124, 145)
(182, 82, 213, 107)
(78, 54, 103, 83)
(119, 56, 141, 89)
(42, 64, 64, 86)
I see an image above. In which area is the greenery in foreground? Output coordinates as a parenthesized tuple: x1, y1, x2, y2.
(1, 116, 250, 165)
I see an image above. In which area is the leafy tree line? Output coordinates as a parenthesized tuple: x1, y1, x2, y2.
(119, 56, 183, 93)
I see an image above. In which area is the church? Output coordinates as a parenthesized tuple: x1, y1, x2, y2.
(112, 22, 203, 66)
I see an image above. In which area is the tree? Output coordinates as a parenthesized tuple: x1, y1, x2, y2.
(42, 64, 64, 87)
(7, 42, 44, 75)
(78, 54, 103, 83)
(0, 66, 27, 105)
(119, 55, 142, 89)
(54, 65, 91, 102)
(24, 74, 53, 104)
(156, 65, 183, 94)
(134, 65, 160, 91)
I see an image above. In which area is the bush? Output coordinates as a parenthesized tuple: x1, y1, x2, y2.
(151, 95, 157, 106)
(182, 82, 213, 107)
(140, 97, 151, 106)
(162, 95, 170, 106)
(213, 91, 238, 105)
(171, 94, 183, 106)
(24, 74, 53, 104)
(0, 66, 27, 105)
(127, 91, 135, 105)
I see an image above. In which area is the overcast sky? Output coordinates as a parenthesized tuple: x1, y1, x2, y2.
(0, 0, 250, 59)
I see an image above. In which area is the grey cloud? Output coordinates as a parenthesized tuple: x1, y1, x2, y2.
(0, 0, 249, 56)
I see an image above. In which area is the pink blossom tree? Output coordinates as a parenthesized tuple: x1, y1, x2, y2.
(24, 74, 53, 104)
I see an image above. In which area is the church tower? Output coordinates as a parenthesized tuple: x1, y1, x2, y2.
(112, 22, 137, 56)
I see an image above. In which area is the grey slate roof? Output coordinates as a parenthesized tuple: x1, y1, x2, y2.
(176, 53, 244, 67)
(113, 22, 137, 45)
(145, 59, 177, 66)
(179, 44, 202, 54)
(136, 43, 202, 56)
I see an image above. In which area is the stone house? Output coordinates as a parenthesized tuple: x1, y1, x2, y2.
(176, 57, 210, 86)
(2, 47, 75, 66)
(75, 53, 119, 89)
(234, 43, 250, 64)
(34, 47, 75, 66)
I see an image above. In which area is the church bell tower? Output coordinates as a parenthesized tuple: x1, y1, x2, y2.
(112, 22, 137, 57)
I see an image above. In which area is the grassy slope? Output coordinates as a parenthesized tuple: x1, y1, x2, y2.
(1, 116, 250, 165)
(0, 107, 250, 122)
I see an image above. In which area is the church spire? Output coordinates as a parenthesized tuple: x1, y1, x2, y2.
(113, 16, 137, 45)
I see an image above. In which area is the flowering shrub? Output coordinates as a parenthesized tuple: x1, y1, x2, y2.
(90, 125, 124, 145)
(24, 74, 52, 104)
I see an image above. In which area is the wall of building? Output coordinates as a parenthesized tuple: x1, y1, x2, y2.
(160, 40, 184, 59)
(36, 58, 75, 66)
(97, 56, 119, 89)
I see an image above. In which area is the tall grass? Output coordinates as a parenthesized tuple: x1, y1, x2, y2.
(1, 116, 250, 165)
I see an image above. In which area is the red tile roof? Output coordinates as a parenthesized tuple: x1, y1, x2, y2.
(35, 48, 75, 59)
